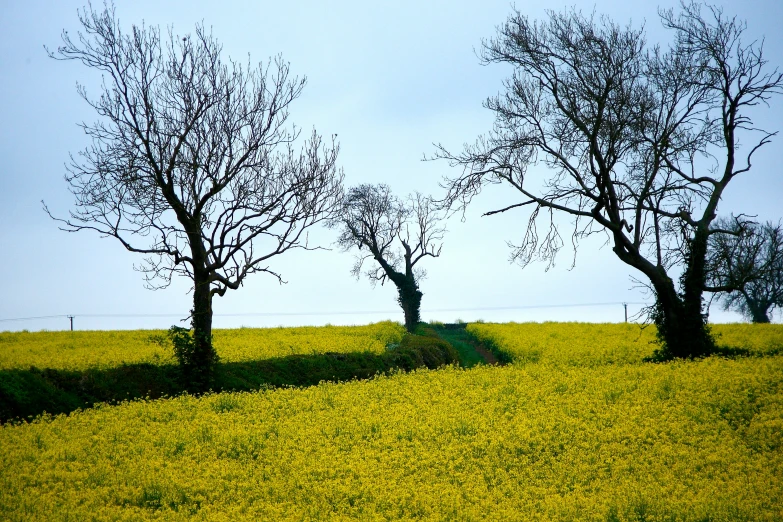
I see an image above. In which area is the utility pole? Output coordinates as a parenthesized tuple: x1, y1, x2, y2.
(67, 315, 74, 331)
(623, 303, 628, 323)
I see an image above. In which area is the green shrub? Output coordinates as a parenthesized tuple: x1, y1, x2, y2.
(395, 333, 459, 369)
(167, 326, 219, 391)
(411, 325, 441, 339)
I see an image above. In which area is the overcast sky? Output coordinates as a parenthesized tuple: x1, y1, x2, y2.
(1, 0, 782, 331)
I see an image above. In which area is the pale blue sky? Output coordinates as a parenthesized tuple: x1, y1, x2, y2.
(1, 0, 781, 331)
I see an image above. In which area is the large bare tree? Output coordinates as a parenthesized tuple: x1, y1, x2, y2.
(434, 2, 782, 359)
(44, 4, 344, 387)
(333, 184, 445, 332)
(706, 218, 783, 323)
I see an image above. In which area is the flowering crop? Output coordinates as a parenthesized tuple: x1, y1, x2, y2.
(1, 356, 781, 520)
(0, 322, 405, 371)
(1, 322, 781, 520)
(711, 323, 783, 354)
(467, 322, 783, 366)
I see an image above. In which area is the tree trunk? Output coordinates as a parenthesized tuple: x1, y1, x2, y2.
(613, 227, 715, 360)
(650, 228, 715, 360)
(187, 268, 219, 391)
(396, 276, 423, 333)
(651, 280, 693, 359)
(374, 250, 424, 334)
(748, 300, 771, 324)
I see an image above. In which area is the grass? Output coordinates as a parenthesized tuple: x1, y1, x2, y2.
(430, 323, 495, 367)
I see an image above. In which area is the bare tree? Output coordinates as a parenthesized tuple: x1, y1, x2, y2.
(706, 218, 783, 323)
(434, 1, 782, 359)
(333, 184, 445, 332)
(43, 4, 344, 388)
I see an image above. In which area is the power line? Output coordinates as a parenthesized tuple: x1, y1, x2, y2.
(0, 301, 652, 323)
(0, 314, 69, 323)
(76, 313, 185, 318)
(425, 302, 650, 313)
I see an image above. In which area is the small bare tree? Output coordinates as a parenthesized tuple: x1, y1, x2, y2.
(333, 184, 445, 332)
(434, 1, 782, 359)
(706, 218, 783, 323)
(44, 4, 344, 388)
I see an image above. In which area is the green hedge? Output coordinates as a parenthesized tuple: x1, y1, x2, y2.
(0, 331, 459, 424)
(394, 331, 460, 369)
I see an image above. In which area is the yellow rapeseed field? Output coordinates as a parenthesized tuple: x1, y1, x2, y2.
(2, 360, 782, 520)
(467, 322, 783, 366)
(1, 322, 781, 520)
(0, 321, 405, 371)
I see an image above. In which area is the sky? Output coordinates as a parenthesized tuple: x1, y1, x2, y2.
(1, 0, 782, 331)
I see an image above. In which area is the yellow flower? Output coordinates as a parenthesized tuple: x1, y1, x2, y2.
(1, 323, 781, 520)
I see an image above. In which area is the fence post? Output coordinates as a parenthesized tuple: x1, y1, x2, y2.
(67, 315, 74, 331)
(623, 303, 628, 323)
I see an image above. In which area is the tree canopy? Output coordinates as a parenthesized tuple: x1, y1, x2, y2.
(333, 184, 445, 332)
(435, 1, 782, 358)
(45, 3, 344, 387)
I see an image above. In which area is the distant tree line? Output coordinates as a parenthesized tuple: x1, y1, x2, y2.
(46, 1, 781, 388)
